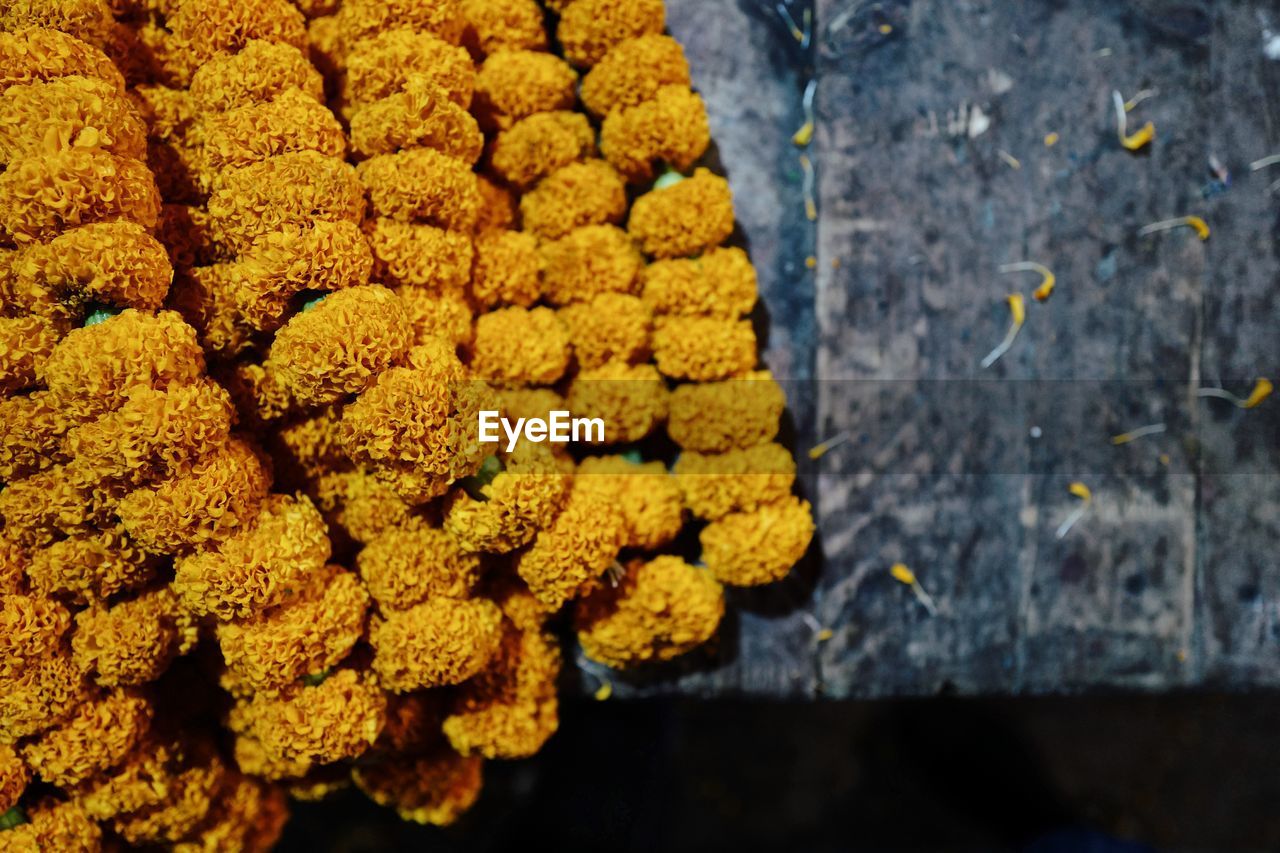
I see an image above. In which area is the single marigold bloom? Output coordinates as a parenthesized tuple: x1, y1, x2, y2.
(10, 221, 172, 322)
(576, 455, 683, 550)
(0, 28, 124, 93)
(443, 622, 559, 759)
(559, 293, 651, 369)
(566, 360, 668, 444)
(521, 160, 627, 241)
(602, 85, 710, 183)
(371, 596, 504, 691)
(272, 404, 346, 484)
(357, 147, 479, 231)
(0, 76, 147, 166)
(350, 75, 482, 162)
(20, 687, 150, 787)
(206, 151, 365, 256)
(486, 571, 559, 632)
(0, 315, 59, 394)
(172, 494, 331, 621)
(340, 364, 490, 504)
(188, 39, 324, 113)
(74, 735, 183, 820)
(0, 0, 113, 48)
(491, 111, 595, 190)
(352, 748, 483, 826)
(667, 370, 785, 452)
(336, 0, 466, 47)
(0, 592, 71, 680)
(442, 441, 570, 554)
(397, 287, 473, 348)
(228, 220, 373, 333)
(71, 586, 198, 686)
(0, 651, 88, 742)
(172, 772, 289, 853)
(117, 437, 270, 554)
(700, 495, 815, 586)
(652, 316, 757, 381)
(27, 526, 157, 603)
(0, 743, 27, 813)
(471, 306, 570, 386)
(673, 442, 797, 520)
(231, 727, 312, 782)
(628, 167, 735, 259)
(475, 174, 518, 233)
(216, 564, 369, 691)
(471, 231, 540, 309)
(461, 0, 546, 56)
(357, 521, 481, 611)
(163, 0, 308, 84)
(367, 219, 471, 294)
(269, 284, 412, 409)
(128, 82, 196, 142)
(640, 245, 757, 318)
(516, 484, 624, 609)
(472, 50, 577, 131)
(218, 361, 293, 432)
(556, 0, 665, 67)
(0, 148, 160, 246)
(231, 668, 386, 766)
(580, 34, 690, 116)
(196, 88, 347, 175)
(0, 391, 73, 482)
(110, 751, 225, 844)
(342, 28, 474, 111)
(4, 797, 102, 852)
(311, 469, 413, 545)
(575, 555, 724, 667)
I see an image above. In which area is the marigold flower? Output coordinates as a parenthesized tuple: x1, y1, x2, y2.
(580, 34, 690, 116)
(336, 0, 466, 48)
(539, 223, 642, 305)
(640, 246, 757, 318)
(566, 360, 668, 444)
(0, 75, 147, 166)
(667, 370, 785, 452)
(491, 111, 595, 189)
(342, 28, 474, 111)
(520, 159, 627, 241)
(396, 287, 473, 348)
(71, 586, 198, 686)
(188, 39, 325, 113)
(27, 526, 157, 603)
(652, 315, 756, 381)
(349, 76, 483, 162)
(471, 306, 571, 386)
(470, 230, 540, 309)
(196, 88, 347, 176)
(700, 495, 814, 586)
(576, 454, 684, 550)
(442, 441, 570, 554)
(628, 167, 735, 258)
(357, 521, 481, 611)
(3, 797, 101, 852)
(556, 0, 666, 67)
(559, 293, 651, 369)
(0, 28, 124, 93)
(370, 596, 504, 691)
(516, 484, 624, 609)
(601, 85, 710, 183)
(673, 442, 796, 520)
(472, 49, 577, 131)
(460, 0, 547, 56)
(20, 687, 150, 787)
(0, 743, 27, 814)
(357, 147, 479, 231)
(0, 0, 113, 49)
(365, 217, 473, 295)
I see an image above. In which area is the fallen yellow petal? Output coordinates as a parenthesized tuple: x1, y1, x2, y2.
(792, 120, 814, 147)
(1044, 132, 1060, 147)
(594, 681, 613, 701)
(1068, 481, 1092, 501)
(1007, 292, 1026, 325)
(1243, 378, 1274, 409)
(890, 563, 916, 586)
(1184, 215, 1211, 241)
(1121, 121, 1155, 151)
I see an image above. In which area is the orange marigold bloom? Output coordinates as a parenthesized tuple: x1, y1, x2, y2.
(601, 85, 710, 183)
(0, 592, 71, 680)
(396, 287, 473, 347)
(471, 306, 571, 386)
(475, 174, 518, 233)
(556, 0, 665, 67)
(352, 748, 483, 826)
(580, 34, 690, 116)
(516, 484, 624, 609)
(171, 772, 289, 853)
(0, 0, 113, 48)
(472, 50, 576, 131)
(188, 39, 324, 113)
(640, 245, 757, 318)
(110, 751, 225, 844)
(628, 167, 735, 259)
(539, 223, 641, 306)
(491, 111, 595, 190)
(27, 526, 157, 603)
(0, 651, 88, 742)
(20, 687, 150, 787)
(0, 148, 160, 246)
(357, 521, 481, 611)
(652, 316, 757, 381)
(162, 0, 308, 85)
(471, 231, 540, 309)
(0, 742, 27, 813)
(336, 0, 466, 47)
(0, 28, 124, 93)
(0, 315, 59, 395)
(0, 76, 147, 166)
(172, 494, 331, 620)
(371, 596, 504, 691)
(442, 441, 570, 554)
(460, 0, 547, 56)
(576, 455, 683, 550)
(443, 622, 559, 759)
(367, 219, 472, 294)
(349, 75, 482, 162)
(520, 160, 627, 241)
(566, 360, 668, 444)
(673, 442, 797, 520)
(558, 293, 651, 369)
(196, 88, 347, 176)
(575, 555, 724, 667)
(4, 797, 102, 852)
(357, 147, 479, 231)
(342, 28, 474, 111)
(71, 586, 198, 686)
(699, 496, 815, 586)
(311, 469, 413, 545)
(666, 370, 785, 452)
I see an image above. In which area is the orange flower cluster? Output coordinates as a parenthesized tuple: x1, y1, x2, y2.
(1, 0, 815, 844)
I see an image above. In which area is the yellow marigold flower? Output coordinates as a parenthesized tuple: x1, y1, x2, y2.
(700, 495, 815, 586)
(471, 230, 541, 309)
(349, 75, 483, 162)
(0, 743, 28, 814)
(342, 28, 474, 111)
(0, 148, 160, 246)
(491, 110, 595, 189)
(476, 174, 518, 234)
(442, 441, 570, 554)
(539, 223, 642, 305)
(27, 526, 157, 603)
(667, 370, 785, 452)
(575, 555, 724, 667)
(641, 245, 758, 318)
(0, 592, 71, 680)
(461, 0, 547, 56)
(601, 85, 710, 183)
(74, 735, 183, 820)
(196, 88, 347, 175)
(171, 772, 289, 853)
(311, 468, 413, 545)
(396, 287, 473, 349)
(520, 159, 627, 241)
(188, 39, 324, 113)
(0, 651, 89, 742)
(4, 797, 101, 852)
(363, 219, 469, 295)
(352, 748, 483, 826)
(173, 494, 331, 621)
(0, 315, 59, 395)
(110, 750, 225, 844)
(443, 622, 560, 759)
(371, 596, 505, 691)
(628, 167, 735, 258)
(471, 306, 571, 386)
(0, 28, 124, 93)
(473, 49, 577, 131)
(357, 521, 481, 611)
(0, 76, 146, 166)
(566, 360, 668, 444)
(206, 151, 364, 256)
(516, 484, 625, 609)
(486, 572, 559, 632)
(71, 586, 198, 686)
(559, 293, 652, 369)
(580, 34, 691, 117)
(672, 442, 797, 520)
(357, 146, 479, 231)
(20, 687, 150, 787)
(162, 0, 308, 84)
(0, 0, 113, 49)
(336, 0, 466, 48)
(576, 455, 684, 550)
(557, 0, 666, 67)
(652, 315, 757, 381)
(270, 284, 413, 409)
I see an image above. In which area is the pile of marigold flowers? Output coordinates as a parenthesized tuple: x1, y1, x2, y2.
(0, 0, 814, 846)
